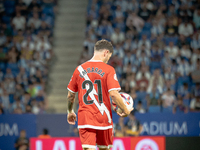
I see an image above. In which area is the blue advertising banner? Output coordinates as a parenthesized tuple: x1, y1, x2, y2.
(0, 114, 36, 150)
(136, 113, 200, 137)
(112, 112, 200, 137)
(36, 114, 76, 137)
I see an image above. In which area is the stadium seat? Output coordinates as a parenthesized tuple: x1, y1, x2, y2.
(162, 106, 173, 113)
(183, 99, 190, 106)
(143, 22, 152, 30)
(148, 106, 161, 113)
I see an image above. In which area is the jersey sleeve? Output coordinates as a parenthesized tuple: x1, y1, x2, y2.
(107, 67, 121, 92)
(67, 68, 78, 93)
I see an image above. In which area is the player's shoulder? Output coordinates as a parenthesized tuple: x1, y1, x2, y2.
(79, 60, 115, 72)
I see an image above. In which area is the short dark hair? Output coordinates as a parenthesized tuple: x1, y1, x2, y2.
(43, 128, 48, 135)
(94, 39, 113, 53)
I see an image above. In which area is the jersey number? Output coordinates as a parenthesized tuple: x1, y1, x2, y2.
(82, 80, 102, 105)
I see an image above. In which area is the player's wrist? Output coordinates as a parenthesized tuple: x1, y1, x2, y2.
(67, 109, 74, 114)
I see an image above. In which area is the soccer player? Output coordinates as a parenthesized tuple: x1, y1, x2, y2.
(67, 39, 133, 150)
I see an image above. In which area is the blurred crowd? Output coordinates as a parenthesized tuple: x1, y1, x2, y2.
(80, 0, 200, 114)
(0, 0, 57, 115)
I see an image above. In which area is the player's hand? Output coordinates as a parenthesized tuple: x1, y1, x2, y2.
(67, 111, 77, 125)
(117, 107, 134, 117)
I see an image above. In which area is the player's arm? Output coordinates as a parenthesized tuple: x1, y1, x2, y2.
(67, 90, 77, 125)
(67, 90, 75, 113)
(109, 90, 132, 117)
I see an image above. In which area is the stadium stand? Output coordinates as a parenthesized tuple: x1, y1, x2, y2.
(0, 0, 57, 114)
(81, 0, 200, 114)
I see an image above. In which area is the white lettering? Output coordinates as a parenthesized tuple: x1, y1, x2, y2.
(53, 140, 67, 150)
(159, 122, 163, 134)
(69, 140, 75, 150)
(0, 124, 3, 136)
(142, 121, 188, 136)
(4, 123, 18, 136)
(36, 140, 42, 150)
(141, 122, 149, 134)
(163, 122, 173, 135)
(112, 139, 125, 150)
(150, 121, 159, 135)
(173, 122, 187, 135)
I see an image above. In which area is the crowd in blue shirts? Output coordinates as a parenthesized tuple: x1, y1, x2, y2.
(81, 0, 200, 113)
(0, 0, 57, 114)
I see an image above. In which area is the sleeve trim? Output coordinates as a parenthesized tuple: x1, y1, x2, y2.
(67, 88, 76, 93)
(108, 88, 121, 92)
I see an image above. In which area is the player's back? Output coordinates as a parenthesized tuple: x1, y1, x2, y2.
(67, 60, 121, 129)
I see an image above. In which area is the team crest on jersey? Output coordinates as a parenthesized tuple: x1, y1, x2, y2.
(114, 74, 118, 81)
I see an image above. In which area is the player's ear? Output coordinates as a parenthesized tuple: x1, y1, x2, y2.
(104, 49, 109, 56)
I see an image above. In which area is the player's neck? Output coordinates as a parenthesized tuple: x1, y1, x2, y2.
(90, 54, 104, 62)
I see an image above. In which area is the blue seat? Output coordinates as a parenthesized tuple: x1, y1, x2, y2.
(143, 23, 152, 30)
(9, 94, 15, 104)
(2, 15, 11, 24)
(183, 99, 190, 106)
(139, 30, 151, 39)
(148, 106, 161, 113)
(164, 37, 178, 45)
(7, 63, 19, 72)
(162, 106, 173, 113)
(0, 63, 5, 70)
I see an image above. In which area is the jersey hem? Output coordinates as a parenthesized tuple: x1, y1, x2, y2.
(97, 145, 113, 149)
(108, 88, 121, 92)
(78, 125, 113, 130)
(82, 145, 96, 149)
(67, 88, 76, 93)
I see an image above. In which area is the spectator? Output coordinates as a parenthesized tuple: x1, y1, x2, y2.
(136, 73, 149, 88)
(126, 12, 144, 32)
(149, 69, 164, 88)
(115, 117, 125, 137)
(191, 59, 200, 83)
(147, 85, 161, 106)
(136, 44, 150, 58)
(173, 98, 188, 113)
(28, 13, 42, 29)
(38, 128, 51, 138)
(15, 130, 29, 150)
(191, 48, 200, 65)
(11, 98, 25, 113)
(111, 28, 125, 44)
(178, 20, 194, 37)
(151, 19, 164, 36)
(21, 36, 35, 51)
(191, 33, 200, 51)
(161, 88, 176, 108)
(70, 127, 79, 137)
(190, 96, 200, 111)
(165, 19, 178, 36)
(177, 57, 191, 76)
(177, 34, 190, 48)
(138, 4, 151, 21)
(97, 20, 113, 39)
(165, 41, 179, 59)
(180, 44, 191, 60)
(164, 67, 175, 81)
(138, 35, 151, 50)
(177, 83, 190, 99)
(125, 113, 143, 136)
(12, 12, 26, 31)
(136, 101, 146, 113)
(0, 107, 4, 114)
(0, 90, 10, 113)
(113, 44, 124, 58)
(193, 7, 200, 29)
(25, 105, 32, 113)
